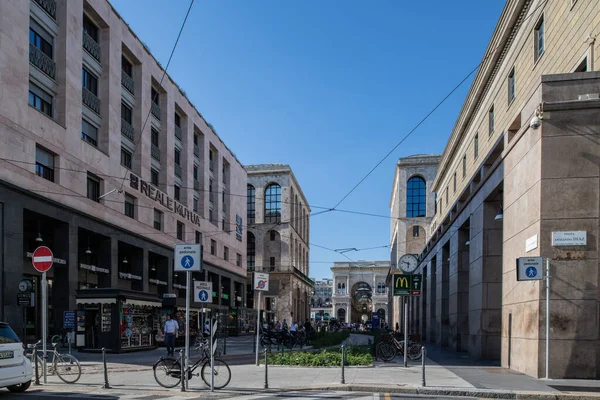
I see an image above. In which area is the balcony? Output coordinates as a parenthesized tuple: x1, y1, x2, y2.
(174, 164, 182, 177)
(29, 44, 56, 79)
(175, 125, 182, 141)
(82, 30, 100, 62)
(194, 146, 200, 157)
(151, 144, 160, 161)
(121, 71, 134, 94)
(121, 119, 134, 141)
(194, 180, 199, 190)
(151, 102, 160, 120)
(82, 87, 100, 115)
(34, 0, 56, 20)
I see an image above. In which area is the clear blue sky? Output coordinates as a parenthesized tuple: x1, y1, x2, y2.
(110, 0, 505, 279)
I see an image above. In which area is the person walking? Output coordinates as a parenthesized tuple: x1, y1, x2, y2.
(282, 319, 288, 331)
(163, 314, 179, 356)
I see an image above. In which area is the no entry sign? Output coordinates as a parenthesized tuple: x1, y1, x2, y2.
(32, 246, 53, 273)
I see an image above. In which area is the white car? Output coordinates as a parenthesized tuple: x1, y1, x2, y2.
(0, 322, 32, 393)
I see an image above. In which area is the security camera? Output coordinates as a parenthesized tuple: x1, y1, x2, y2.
(530, 115, 541, 130)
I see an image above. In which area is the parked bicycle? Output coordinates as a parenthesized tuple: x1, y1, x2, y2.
(191, 335, 223, 357)
(50, 329, 72, 348)
(376, 334, 422, 362)
(27, 340, 81, 383)
(153, 342, 231, 389)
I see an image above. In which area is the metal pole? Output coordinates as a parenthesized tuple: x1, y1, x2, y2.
(33, 347, 39, 385)
(341, 345, 345, 384)
(184, 271, 190, 390)
(404, 297, 408, 368)
(264, 348, 269, 389)
(42, 271, 47, 384)
(102, 347, 110, 389)
(68, 332, 72, 355)
(179, 348, 185, 392)
(545, 258, 550, 380)
(255, 291, 261, 366)
(211, 318, 215, 392)
(421, 346, 426, 387)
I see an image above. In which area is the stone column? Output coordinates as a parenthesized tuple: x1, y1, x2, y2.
(110, 238, 119, 288)
(142, 248, 149, 293)
(67, 223, 79, 310)
(428, 259, 437, 343)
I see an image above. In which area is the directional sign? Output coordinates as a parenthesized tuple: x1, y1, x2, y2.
(393, 274, 422, 296)
(194, 281, 213, 303)
(254, 272, 269, 291)
(32, 246, 54, 273)
(174, 244, 202, 272)
(517, 257, 543, 281)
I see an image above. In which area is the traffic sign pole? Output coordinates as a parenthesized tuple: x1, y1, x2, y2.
(545, 258, 550, 379)
(184, 270, 190, 390)
(404, 297, 408, 368)
(255, 290, 261, 366)
(42, 271, 47, 383)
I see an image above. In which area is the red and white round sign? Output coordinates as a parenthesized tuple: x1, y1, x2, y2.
(32, 246, 53, 273)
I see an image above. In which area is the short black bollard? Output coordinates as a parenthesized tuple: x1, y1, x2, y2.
(223, 337, 227, 356)
(33, 347, 40, 386)
(341, 345, 345, 384)
(264, 348, 269, 389)
(421, 346, 426, 387)
(102, 347, 110, 389)
(179, 349, 185, 392)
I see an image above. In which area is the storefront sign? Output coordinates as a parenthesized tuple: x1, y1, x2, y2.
(25, 252, 66, 265)
(80, 263, 109, 274)
(149, 278, 167, 286)
(552, 231, 587, 246)
(63, 311, 75, 329)
(525, 234, 538, 252)
(392, 274, 422, 296)
(17, 293, 32, 307)
(130, 173, 202, 227)
(173, 283, 186, 289)
(517, 257, 543, 281)
(119, 272, 142, 281)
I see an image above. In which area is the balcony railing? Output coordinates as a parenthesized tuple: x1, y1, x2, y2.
(121, 71, 134, 94)
(82, 30, 101, 62)
(174, 164, 182, 177)
(151, 102, 161, 120)
(194, 146, 200, 157)
(175, 125, 182, 141)
(29, 44, 56, 79)
(34, 0, 56, 20)
(151, 144, 160, 161)
(82, 87, 100, 114)
(121, 119, 134, 141)
(194, 180, 199, 190)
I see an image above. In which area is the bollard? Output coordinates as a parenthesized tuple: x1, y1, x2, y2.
(341, 345, 346, 384)
(264, 348, 269, 389)
(224, 337, 227, 356)
(421, 346, 426, 387)
(179, 349, 185, 392)
(102, 347, 110, 389)
(33, 347, 40, 386)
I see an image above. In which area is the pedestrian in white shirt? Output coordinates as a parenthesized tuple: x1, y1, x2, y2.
(290, 321, 298, 334)
(163, 314, 179, 356)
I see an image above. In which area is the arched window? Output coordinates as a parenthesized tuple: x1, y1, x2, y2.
(264, 184, 281, 223)
(247, 185, 255, 223)
(247, 232, 255, 268)
(406, 176, 426, 217)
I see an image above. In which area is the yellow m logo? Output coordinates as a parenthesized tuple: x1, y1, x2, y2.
(395, 276, 408, 288)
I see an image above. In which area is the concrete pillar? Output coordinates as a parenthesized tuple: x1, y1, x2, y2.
(142, 248, 149, 293)
(66, 223, 79, 311)
(110, 238, 119, 288)
(428, 258, 437, 343)
(2, 202, 23, 332)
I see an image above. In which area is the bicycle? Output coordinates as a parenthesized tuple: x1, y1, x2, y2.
(28, 341, 81, 383)
(191, 335, 223, 357)
(153, 342, 231, 389)
(50, 329, 72, 348)
(376, 334, 422, 362)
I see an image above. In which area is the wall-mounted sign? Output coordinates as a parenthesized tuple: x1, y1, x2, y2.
(80, 264, 110, 274)
(552, 231, 586, 246)
(149, 279, 167, 286)
(119, 272, 142, 281)
(525, 234, 538, 252)
(25, 252, 66, 265)
(392, 274, 422, 296)
(516, 257, 543, 281)
(236, 215, 243, 242)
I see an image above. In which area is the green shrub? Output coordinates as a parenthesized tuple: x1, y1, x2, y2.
(260, 347, 372, 367)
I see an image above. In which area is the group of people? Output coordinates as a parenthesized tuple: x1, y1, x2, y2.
(263, 318, 314, 336)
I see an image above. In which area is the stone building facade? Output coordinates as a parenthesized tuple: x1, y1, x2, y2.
(246, 164, 312, 325)
(310, 278, 333, 321)
(406, 0, 600, 379)
(389, 155, 440, 329)
(0, 0, 247, 348)
(331, 261, 390, 325)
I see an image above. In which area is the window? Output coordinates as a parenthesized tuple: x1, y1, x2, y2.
(30, 22, 53, 58)
(177, 221, 184, 240)
(193, 134, 198, 146)
(209, 149, 214, 171)
(224, 246, 229, 261)
(82, 67, 98, 96)
(222, 164, 227, 183)
(406, 176, 426, 218)
(86, 173, 100, 202)
(236, 253, 241, 267)
(209, 209, 213, 222)
(174, 148, 180, 166)
(488, 105, 494, 135)
(222, 218, 226, 231)
(534, 15, 544, 62)
(124, 194, 135, 218)
(462, 155, 467, 177)
(247, 232, 255, 267)
(174, 185, 180, 201)
(434, 193, 437, 214)
(175, 113, 181, 128)
(151, 128, 159, 146)
(222, 190, 226, 207)
(270, 230, 276, 241)
(35, 146, 55, 182)
(121, 56, 132, 77)
(195, 231, 201, 244)
(83, 15, 99, 42)
(81, 119, 98, 146)
(413, 226, 420, 237)
(193, 196, 199, 212)
(151, 87, 159, 104)
(210, 240, 216, 256)
(193, 165, 198, 181)
(120, 147, 132, 169)
(121, 102, 132, 124)
(508, 67, 516, 104)
(151, 168, 159, 186)
(474, 133, 479, 160)
(29, 83, 53, 117)
(154, 209, 163, 230)
(445, 187, 449, 205)
(453, 172, 456, 193)
(264, 184, 282, 223)
(269, 257, 275, 267)
(209, 179, 214, 203)
(575, 57, 588, 72)
(247, 185, 256, 223)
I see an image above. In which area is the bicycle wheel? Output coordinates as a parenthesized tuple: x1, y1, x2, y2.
(55, 354, 81, 383)
(33, 356, 43, 381)
(408, 344, 422, 361)
(201, 359, 231, 389)
(377, 342, 396, 362)
(154, 358, 182, 388)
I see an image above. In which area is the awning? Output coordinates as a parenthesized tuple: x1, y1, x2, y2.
(123, 299, 161, 307)
(76, 298, 117, 305)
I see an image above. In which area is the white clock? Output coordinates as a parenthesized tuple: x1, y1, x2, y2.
(398, 254, 418, 273)
(19, 279, 32, 293)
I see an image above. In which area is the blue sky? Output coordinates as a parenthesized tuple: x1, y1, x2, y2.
(110, 0, 506, 279)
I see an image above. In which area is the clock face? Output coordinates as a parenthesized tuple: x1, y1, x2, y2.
(398, 254, 418, 273)
(19, 280, 31, 292)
